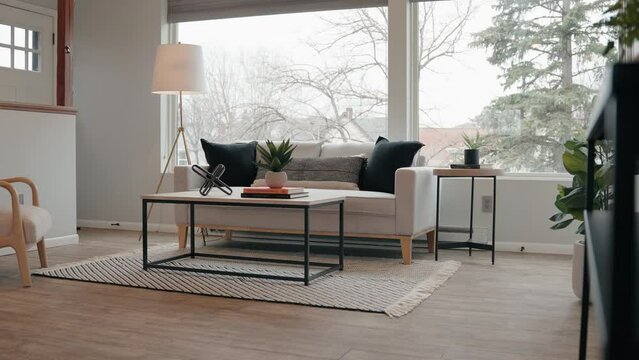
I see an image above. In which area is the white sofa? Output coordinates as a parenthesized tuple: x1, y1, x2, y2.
(173, 142, 436, 264)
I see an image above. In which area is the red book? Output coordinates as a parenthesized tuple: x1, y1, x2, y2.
(242, 187, 305, 195)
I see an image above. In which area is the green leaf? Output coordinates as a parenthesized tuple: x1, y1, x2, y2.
(564, 139, 586, 151)
(549, 213, 565, 222)
(562, 149, 587, 175)
(576, 222, 586, 235)
(550, 218, 574, 230)
(557, 187, 586, 210)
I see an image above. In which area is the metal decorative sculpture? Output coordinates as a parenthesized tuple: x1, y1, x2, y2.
(191, 164, 232, 196)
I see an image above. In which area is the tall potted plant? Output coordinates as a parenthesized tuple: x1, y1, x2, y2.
(256, 139, 296, 189)
(549, 139, 613, 298)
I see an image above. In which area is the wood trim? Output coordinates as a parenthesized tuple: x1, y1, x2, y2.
(56, 0, 74, 106)
(0, 101, 77, 115)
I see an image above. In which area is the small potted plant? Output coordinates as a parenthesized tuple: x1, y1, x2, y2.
(461, 132, 485, 165)
(256, 139, 296, 188)
(549, 139, 613, 298)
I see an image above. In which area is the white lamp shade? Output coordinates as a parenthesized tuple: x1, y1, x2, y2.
(152, 44, 206, 94)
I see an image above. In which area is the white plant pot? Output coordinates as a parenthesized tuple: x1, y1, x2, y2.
(265, 171, 287, 189)
(572, 239, 585, 299)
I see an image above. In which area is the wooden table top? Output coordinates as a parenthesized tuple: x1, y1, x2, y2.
(141, 188, 345, 207)
(433, 168, 505, 177)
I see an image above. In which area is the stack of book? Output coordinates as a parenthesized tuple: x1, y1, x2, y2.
(241, 187, 309, 199)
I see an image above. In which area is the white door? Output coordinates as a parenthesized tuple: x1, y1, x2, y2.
(0, 2, 55, 104)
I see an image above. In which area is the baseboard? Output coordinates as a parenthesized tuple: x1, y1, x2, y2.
(496, 241, 573, 255)
(77, 219, 574, 255)
(77, 219, 177, 233)
(0, 234, 79, 257)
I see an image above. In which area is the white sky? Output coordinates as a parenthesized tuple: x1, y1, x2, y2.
(179, 0, 503, 128)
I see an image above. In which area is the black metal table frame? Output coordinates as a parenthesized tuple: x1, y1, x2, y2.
(434, 175, 497, 264)
(142, 198, 345, 286)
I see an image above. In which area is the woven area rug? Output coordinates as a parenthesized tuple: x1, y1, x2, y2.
(33, 245, 460, 317)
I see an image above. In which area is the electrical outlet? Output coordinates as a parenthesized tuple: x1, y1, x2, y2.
(481, 196, 493, 213)
(18, 193, 24, 205)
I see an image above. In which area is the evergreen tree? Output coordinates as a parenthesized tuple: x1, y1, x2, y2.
(472, 0, 614, 172)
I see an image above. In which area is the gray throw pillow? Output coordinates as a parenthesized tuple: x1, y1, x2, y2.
(256, 157, 365, 184)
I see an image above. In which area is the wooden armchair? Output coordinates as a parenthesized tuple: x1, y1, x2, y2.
(0, 177, 51, 287)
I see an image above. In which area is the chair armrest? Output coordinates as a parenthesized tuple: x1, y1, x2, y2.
(0, 181, 23, 238)
(1, 177, 39, 206)
(394, 167, 436, 236)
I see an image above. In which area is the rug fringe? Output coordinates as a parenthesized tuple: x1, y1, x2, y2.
(384, 260, 461, 318)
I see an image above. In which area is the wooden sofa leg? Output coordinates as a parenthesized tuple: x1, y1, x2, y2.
(426, 230, 435, 254)
(400, 236, 412, 265)
(223, 230, 233, 241)
(177, 225, 188, 249)
(13, 241, 32, 287)
(37, 240, 48, 268)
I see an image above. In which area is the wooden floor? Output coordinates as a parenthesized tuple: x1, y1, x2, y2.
(0, 228, 601, 360)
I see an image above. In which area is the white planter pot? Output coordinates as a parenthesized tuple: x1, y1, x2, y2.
(265, 171, 287, 188)
(572, 239, 585, 299)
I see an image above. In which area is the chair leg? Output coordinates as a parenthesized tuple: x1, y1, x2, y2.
(426, 230, 435, 254)
(400, 236, 412, 265)
(13, 240, 32, 287)
(177, 225, 188, 249)
(37, 239, 48, 268)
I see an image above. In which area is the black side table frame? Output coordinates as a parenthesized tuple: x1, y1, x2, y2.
(142, 199, 345, 286)
(435, 175, 497, 264)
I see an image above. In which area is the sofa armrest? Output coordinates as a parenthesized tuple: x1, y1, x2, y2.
(394, 167, 436, 236)
(174, 165, 205, 224)
(174, 165, 205, 192)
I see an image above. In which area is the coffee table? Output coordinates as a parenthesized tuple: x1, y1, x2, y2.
(141, 190, 345, 285)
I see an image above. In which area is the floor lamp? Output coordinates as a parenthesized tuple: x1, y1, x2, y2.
(146, 43, 206, 226)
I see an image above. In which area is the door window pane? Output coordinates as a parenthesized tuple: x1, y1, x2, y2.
(0, 24, 10, 45)
(28, 51, 39, 71)
(14, 49, 25, 70)
(0, 47, 10, 68)
(14, 27, 25, 48)
(28, 30, 39, 50)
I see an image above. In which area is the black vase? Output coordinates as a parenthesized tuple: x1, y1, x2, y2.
(464, 149, 479, 165)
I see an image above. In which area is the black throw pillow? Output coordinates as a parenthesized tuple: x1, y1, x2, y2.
(200, 139, 257, 186)
(360, 136, 424, 194)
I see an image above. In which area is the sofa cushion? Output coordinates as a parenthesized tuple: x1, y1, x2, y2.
(0, 205, 52, 243)
(200, 139, 257, 186)
(313, 189, 395, 216)
(255, 157, 365, 186)
(361, 137, 424, 194)
(320, 143, 375, 158)
(256, 141, 321, 160)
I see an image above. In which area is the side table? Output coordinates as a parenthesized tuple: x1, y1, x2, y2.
(433, 168, 504, 264)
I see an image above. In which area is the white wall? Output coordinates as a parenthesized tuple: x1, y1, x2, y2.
(74, 0, 174, 231)
(18, 0, 56, 9)
(0, 109, 78, 251)
(438, 176, 581, 254)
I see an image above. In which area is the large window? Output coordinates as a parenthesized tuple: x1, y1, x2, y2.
(417, 0, 613, 173)
(174, 0, 613, 172)
(178, 9, 388, 164)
